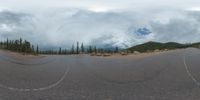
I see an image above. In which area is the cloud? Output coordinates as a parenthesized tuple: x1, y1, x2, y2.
(150, 11, 200, 43)
(0, 10, 52, 48)
(0, 8, 200, 49)
(30, 9, 148, 48)
(0, 10, 35, 39)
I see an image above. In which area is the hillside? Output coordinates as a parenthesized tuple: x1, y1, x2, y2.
(127, 41, 187, 53)
(190, 42, 200, 48)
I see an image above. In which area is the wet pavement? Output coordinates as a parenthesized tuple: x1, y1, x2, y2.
(0, 48, 200, 100)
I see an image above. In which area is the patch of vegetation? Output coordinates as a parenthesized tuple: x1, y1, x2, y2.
(0, 38, 39, 55)
(190, 42, 200, 48)
(127, 41, 188, 53)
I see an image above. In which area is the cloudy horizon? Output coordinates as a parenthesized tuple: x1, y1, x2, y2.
(0, 0, 200, 49)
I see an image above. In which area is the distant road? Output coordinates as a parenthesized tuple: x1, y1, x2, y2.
(0, 48, 200, 100)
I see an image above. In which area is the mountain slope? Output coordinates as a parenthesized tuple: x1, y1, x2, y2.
(190, 42, 200, 48)
(127, 41, 186, 53)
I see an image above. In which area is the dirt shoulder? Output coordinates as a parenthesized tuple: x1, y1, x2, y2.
(93, 49, 183, 59)
(0, 49, 45, 60)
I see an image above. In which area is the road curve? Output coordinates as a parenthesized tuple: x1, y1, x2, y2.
(0, 48, 200, 100)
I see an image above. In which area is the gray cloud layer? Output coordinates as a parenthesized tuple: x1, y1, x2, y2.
(0, 7, 200, 48)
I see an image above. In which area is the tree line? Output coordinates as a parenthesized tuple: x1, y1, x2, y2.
(0, 38, 39, 55)
(41, 42, 119, 55)
(0, 38, 119, 55)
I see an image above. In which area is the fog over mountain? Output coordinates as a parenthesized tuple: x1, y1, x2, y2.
(0, 0, 200, 48)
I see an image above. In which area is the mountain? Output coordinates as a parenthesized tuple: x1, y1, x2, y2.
(127, 41, 188, 53)
(190, 42, 200, 48)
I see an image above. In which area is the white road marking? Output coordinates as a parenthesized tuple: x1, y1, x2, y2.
(0, 65, 71, 92)
(183, 56, 200, 86)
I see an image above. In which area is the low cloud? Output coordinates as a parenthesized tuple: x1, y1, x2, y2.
(150, 11, 200, 43)
(0, 10, 36, 42)
(0, 8, 200, 49)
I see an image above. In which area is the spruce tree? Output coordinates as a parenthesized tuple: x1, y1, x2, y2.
(89, 45, 92, 54)
(59, 47, 62, 55)
(31, 45, 34, 53)
(6, 38, 8, 49)
(115, 47, 119, 53)
(94, 46, 97, 54)
(0, 41, 2, 49)
(36, 45, 39, 55)
(19, 38, 22, 52)
(76, 42, 79, 54)
(81, 43, 84, 53)
(71, 44, 75, 54)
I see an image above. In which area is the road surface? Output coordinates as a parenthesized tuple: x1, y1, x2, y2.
(0, 48, 200, 100)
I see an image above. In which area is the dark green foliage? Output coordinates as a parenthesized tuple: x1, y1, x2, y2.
(76, 42, 79, 54)
(19, 38, 22, 52)
(0, 39, 121, 55)
(59, 47, 62, 55)
(88, 45, 92, 53)
(31, 45, 34, 53)
(6, 38, 8, 49)
(115, 47, 119, 53)
(190, 42, 200, 48)
(81, 43, 84, 53)
(71, 44, 75, 54)
(0, 42, 3, 49)
(0, 38, 36, 55)
(36, 45, 39, 54)
(127, 41, 186, 53)
(94, 46, 97, 54)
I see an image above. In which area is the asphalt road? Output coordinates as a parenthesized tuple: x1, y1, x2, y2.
(0, 48, 200, 100)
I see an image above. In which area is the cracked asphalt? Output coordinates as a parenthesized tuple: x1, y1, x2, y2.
(0, 48, 200, 100)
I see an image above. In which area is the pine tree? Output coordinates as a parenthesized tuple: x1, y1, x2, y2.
(76, 42, 79, 54)
(0, 41, 2, 49)
(81, 43, 84, 53)
(11, 40, 14, 51)
(14, 40, 19, 52)
(115, 47, 119, 53)
(25, 40, 31, 53)
(36, 45, 39, 54)
(89, 45, 92, 54)
(59, 47, 62, 55)
(71, 44, 75, 54)
(31, 45, 34, 53)
(2, 38, 36, 55)
(19, 38, 22, 52)
(6, 38, 8, 49)
(94, 46, 97, 54)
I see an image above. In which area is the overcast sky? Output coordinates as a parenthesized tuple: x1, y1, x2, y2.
(0, 0, 200, 48)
